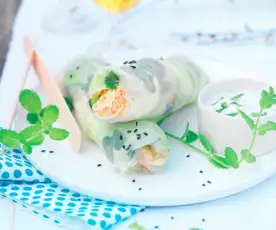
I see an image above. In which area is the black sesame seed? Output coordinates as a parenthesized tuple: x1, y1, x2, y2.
(123, 61, 128, 64)
(130, 65, 136, 69)
(122, 145, 126, 149)
(129, 60, 136, 64)
(138, 187, 142, 191)
(136, 134, 141, 137)
(135, 121, 138, 126)
(41, 150, 46, 153)
(120, 135, 123, 140)
(49, 151, 54, 153)
(143, 132, 148, 136)
(199, 170, 203, 173)
(207, 181, 211, 184)
(132, 179, 136, 183)
(186, 154, 190, 158)
(76, 66, 79, 70)
(134, 129, 138, 133)
(69, 74, 73, 78)
(160, 57, 163, 60)
(154, 226, 159, 229)
(202, 183, 206, 187)
(97, 164, 102, 167)
(202, 218, 206, 222)
(127, 130, 131, 133)
(171, 216, 174, 220)
(137, 137, 141, 140)
(126, 145, 131, 151)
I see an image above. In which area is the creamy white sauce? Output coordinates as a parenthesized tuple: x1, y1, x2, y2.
(208, 91, 275, 118)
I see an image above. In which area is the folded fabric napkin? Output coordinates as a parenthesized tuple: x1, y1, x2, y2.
(0, 143, 144, 229)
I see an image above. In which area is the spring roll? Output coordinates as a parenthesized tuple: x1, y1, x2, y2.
(63, 56, 170, 173)
(88, 55, 209, 123)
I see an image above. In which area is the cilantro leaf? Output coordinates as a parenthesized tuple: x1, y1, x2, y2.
(258, 121, 276, 135)
(0, 130, 22, 148)
(224, 147, 239, 168)
(22, 143, 32, 154)
(198, 134, 214, 154)
(238, 109, 255, 130)
(64, 96, 74, 112)
(48, 128, 69, 141)
(40, 105, 59, 125)
(185, 130, 198, 143)
(104, 71, 119, 90)
(26, 113, 39, 124)
(209, 155, 230, 169)
(19, 89, 42, 113)
(241, 149, 256, 163)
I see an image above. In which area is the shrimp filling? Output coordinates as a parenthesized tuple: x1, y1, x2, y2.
(92, 89, 129, 118)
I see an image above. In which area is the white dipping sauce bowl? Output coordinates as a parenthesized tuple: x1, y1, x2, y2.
(197, 78, 276, 157)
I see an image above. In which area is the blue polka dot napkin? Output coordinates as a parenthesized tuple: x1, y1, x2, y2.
(0, 144, 145, 229)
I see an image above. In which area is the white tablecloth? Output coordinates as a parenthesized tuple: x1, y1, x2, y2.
(1, 0, 276, 229)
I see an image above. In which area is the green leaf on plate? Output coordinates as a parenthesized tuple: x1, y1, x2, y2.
(48, 128, 69, 141)
(28, 135, 44, 146)
(19, 125, 42, 140)
(241, 149, 256, 163)
(40, 105, 59, 125)
(258, 121, 276, 135)
(26, 113, 39, 124)
(105, 71, 119, 90)
(0, 129, 22, 148)
(22, 143, 32, 154)
(231, 93, 244, 100)
(185, 130, 198, 143)
(224, 147, 239, 168)
(198, 134, 214, 154)
(209, 155, 230, 169)
(19, 89, 42, 113)
(259, 90, 276, 109)
(226, 112, 238, 117)
(129, 223, 147, 230)
(238, 109, 255, 130)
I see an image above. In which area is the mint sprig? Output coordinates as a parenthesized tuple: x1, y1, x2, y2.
(165, 86, 276, 169)
(0, 89, 70, 155)
(105, 71, 119, 90)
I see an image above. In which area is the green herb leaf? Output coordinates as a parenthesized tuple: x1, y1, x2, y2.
(185, 130, 198, 143)
(19, 89, 42, 113)
(241, 149, 256, 163)
(129, 223, 147, 230)
(26, 113, 39, 124)
(89, 94, 99, 109)
(238, 109, 255, 130)
(105, 71, 119, 90)
(209, 155, 230, 169)
(22, 143, 32, 154)
(0, 130, 22, 148)
(258, 121, 276, 135)
(216, 102, 228, 113)
(40, 105, 59, 125)
(226, 112, 238, 117)
(19, 125, 42, 139)
(231, 93, 244, 100)
(260, 90, 276, 109)
(224, 147, 239, 168)
(181, 122, 190, 139)
(48, 128, 69, 141)
(269, 86, 275, 96)
(198, 134, 214, 154)
(64, 96, 74, 112)
(251, 112, 262, 117)
(28, 135, 44, 146)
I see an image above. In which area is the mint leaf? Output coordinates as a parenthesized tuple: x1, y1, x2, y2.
(22, 143, 32, 154)
(209, 155, 230, 169)
(28, 135, 44, 146)
(105, 71, 119, 90)
(19, 89, 42, 113)
(241, 149, 256, 163)
(198, 134, 214, 154)
(40, 105, 59, 125)
(48, 128, 69, 141)
(64, 96, 74, 112)
(19, 125, 42, 140)
(0, 130, 22, 148)
(224, 147, 239, 168)
(260, 90, 276, 109)
(26, 113, 39, 124)
(185, 130, 198, 143)
(238, 109, 255, 130)
(258, 121, 276, 135)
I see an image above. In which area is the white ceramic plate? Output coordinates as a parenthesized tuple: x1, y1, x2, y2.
(15, 47, 276, 206)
